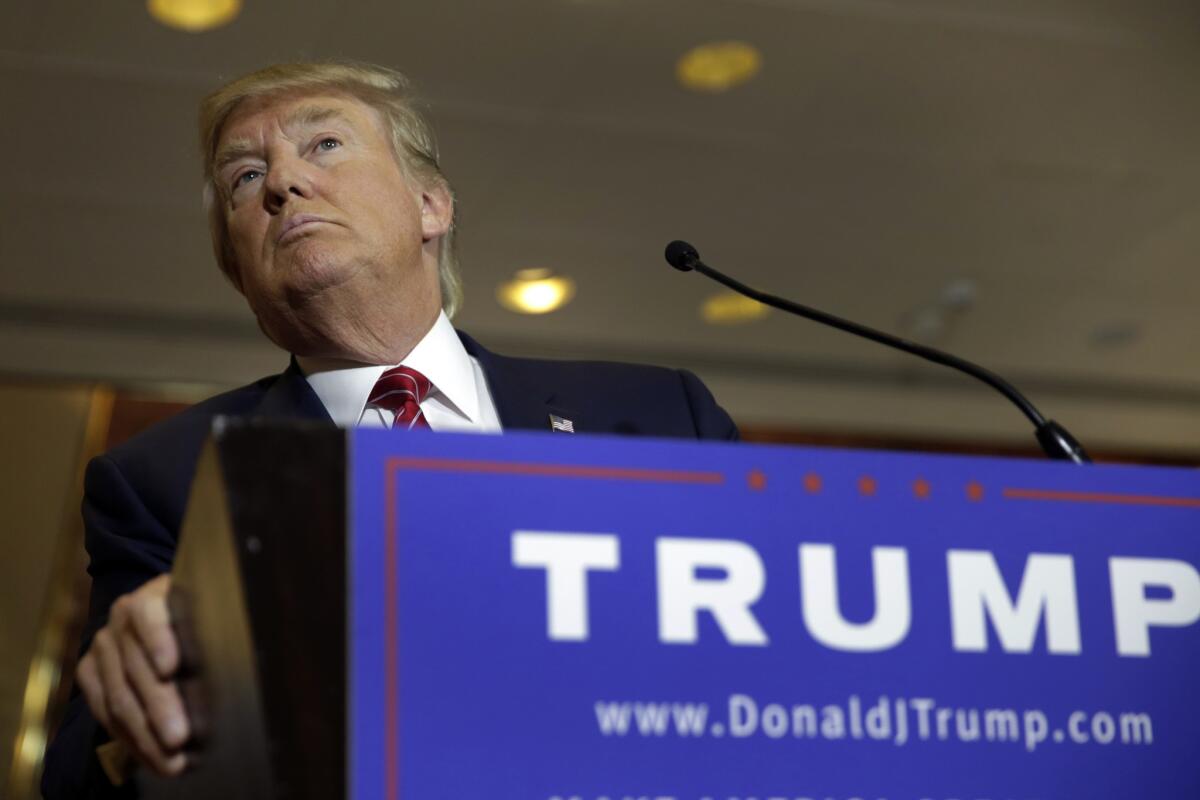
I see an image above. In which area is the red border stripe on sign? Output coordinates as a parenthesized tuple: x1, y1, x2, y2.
(386, 456, 725, 484)
(1003, 487, 1200, 509)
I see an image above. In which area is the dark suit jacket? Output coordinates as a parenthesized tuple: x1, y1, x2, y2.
(42, 331, 737, 799)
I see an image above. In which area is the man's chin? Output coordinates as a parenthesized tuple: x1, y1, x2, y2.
(278, 252, 355, 301)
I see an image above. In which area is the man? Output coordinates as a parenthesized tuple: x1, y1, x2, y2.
(43, 61, 736, 798)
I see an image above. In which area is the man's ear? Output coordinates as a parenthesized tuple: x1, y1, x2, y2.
(420, 181, 453, 242)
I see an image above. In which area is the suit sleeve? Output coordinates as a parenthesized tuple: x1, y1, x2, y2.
(42, 454, 176, 800)
(677, 369, 740, 441)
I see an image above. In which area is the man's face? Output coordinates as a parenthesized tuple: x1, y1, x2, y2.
(213, 92, 450, 358)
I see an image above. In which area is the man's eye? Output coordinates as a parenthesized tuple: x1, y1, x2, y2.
(234, 169, 262, 189)
(316, 137, 341, 151)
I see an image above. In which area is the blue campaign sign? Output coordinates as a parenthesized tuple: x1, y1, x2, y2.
(348, 430, 1200, 800)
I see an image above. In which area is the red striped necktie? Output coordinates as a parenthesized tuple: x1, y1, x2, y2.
(367, 365, 432, 430)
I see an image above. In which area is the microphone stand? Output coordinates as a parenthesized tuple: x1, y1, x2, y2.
(665, 240, 1090, 464)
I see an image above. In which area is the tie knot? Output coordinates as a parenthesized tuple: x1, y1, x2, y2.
(367, 365, 433, 429)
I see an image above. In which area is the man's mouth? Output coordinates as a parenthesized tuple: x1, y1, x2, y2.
(277, 214, 330, 245)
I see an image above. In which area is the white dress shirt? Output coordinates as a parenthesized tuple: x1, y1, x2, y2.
(295, 311, 503, 433)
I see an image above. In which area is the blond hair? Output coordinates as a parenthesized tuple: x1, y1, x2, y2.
(198, 61, 462, 317)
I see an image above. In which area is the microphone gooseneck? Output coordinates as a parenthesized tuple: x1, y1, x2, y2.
(664, 239, 1090, 464)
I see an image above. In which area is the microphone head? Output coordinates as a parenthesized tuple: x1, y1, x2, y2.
(664, 240, 700, 271)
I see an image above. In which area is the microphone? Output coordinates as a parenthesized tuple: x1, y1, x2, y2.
(664, 240, 1090, 464)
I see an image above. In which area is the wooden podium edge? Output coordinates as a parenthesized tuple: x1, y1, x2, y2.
(143, 421, 347, 800)
(140, 437, 275, 798)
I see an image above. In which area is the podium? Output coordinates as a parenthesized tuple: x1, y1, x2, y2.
(145, 421, 1200, 799)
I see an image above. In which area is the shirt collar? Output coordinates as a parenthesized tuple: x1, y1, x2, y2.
(400, 311, 480, 422)
(295, 311, 480, 427)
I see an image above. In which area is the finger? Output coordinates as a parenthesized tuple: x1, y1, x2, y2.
(94, 628, 184, 776)
(92, 629, 136, 737)
(93, 631, 147, 749)
(76, 652, 114, 732)
(122, 634, 190, 749)
(129, 584, 179, 678)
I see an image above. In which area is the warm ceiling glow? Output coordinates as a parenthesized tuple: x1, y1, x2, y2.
(147, 0, 242, 32)
(677, 41, 762, 92)
(701, 291, 769, 324)
(497, 269, 576, 315)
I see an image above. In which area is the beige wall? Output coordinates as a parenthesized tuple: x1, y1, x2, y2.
(0, 383, 99, 797)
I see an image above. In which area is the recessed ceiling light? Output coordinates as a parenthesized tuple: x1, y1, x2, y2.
(497, 269, 576, 315)
(147, 0, 242, 32)
(677, 41, 762, 93)
(701, 291, 769, 324)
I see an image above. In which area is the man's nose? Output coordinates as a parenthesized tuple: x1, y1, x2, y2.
(263, 157, 314, 212)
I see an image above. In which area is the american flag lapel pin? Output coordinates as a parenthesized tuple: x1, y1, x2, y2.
(549, 413, 575, 433)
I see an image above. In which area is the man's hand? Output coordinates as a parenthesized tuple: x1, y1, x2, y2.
(76, 574, 189, 777)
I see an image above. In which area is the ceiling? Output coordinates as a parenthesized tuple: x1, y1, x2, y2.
(2, 0, 1199, 454)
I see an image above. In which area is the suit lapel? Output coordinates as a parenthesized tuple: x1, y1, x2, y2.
(256, 359, 335, 423)
(457, 330, 576, 434)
